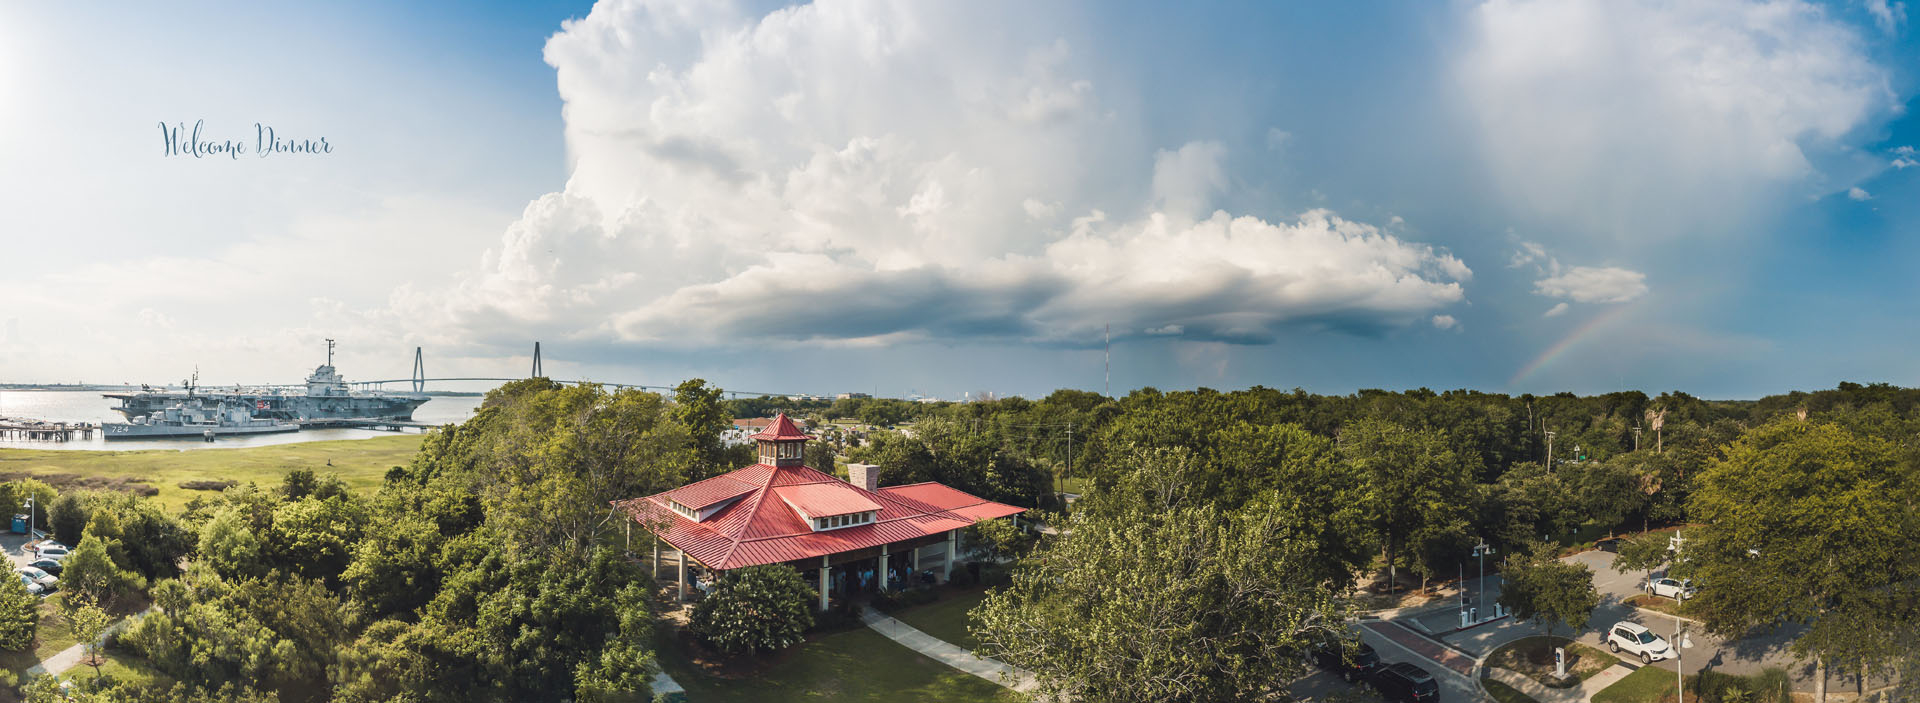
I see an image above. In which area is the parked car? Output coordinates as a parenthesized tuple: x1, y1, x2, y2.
(27, 559, 61, 577)
(16, 575, 43, 597)
(1308, 639, 1382, 682)
(14, 567, 55, 590)
(1645, 577, 1696, 600)
(1606, 621, 1674, 663)
(1370, 662, 1440, 703)
(32, 545, 69, 561)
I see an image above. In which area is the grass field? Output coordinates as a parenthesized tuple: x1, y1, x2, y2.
(1483, 678, 1541, 703)
(890, 589, 988, 651)
(656, 624, 1024, 703)
(0, 435, 423, 510)
(1593, 663, 1692, 703)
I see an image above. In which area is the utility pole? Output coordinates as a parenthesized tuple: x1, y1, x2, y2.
(1066, 422, 1074, 500)
(1104, 324, 1110, 399)
(1545, 430, 1556, 470)
(1633, 425, 1642, 452)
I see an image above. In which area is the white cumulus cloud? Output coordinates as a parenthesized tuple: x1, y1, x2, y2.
(1848, 186, 1873, 200)
(1456, 0, 1897, 243)
(1534, 267, 1649, 304)
(403, 0, 1472, 350)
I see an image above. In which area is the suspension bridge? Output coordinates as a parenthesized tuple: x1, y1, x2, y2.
(335, 343, 810, 400)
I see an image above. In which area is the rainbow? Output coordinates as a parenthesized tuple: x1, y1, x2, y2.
(1508, 303, 1639, 388)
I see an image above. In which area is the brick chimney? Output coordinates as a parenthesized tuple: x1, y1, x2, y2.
(846, 463, 880, 493)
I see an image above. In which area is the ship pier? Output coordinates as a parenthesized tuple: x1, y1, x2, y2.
(0, 419, 96, 441)
(296, 418, 440, 432)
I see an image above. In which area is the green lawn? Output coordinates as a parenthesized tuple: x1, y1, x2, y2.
(656, 624, 1025, 703)
(0, 435, 423, 510)
(1482, 678, 1541, 703)
(890, 589, 987, 651)
(1488, 636, 1616, 687)
(1593, 664, 1691, 703)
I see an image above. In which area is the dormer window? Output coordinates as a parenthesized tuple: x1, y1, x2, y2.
(668, 499, 697, 520)
(811, 511, 875, 531)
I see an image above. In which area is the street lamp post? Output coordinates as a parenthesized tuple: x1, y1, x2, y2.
(1473, 539, 1495, 623)
(1676, 618, 1694, 703)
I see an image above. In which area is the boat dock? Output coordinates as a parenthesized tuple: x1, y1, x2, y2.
(0, 418, 96, 441)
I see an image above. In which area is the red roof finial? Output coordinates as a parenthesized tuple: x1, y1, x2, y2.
(750, 413, 810, 441)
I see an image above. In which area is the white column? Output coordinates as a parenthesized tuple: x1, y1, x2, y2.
(944, 530, 957, 582)
(677, 548, 688, 603)
(652, 541, 660, 579)
(818, 556, 831, 611)
(879, 543, 890, 593)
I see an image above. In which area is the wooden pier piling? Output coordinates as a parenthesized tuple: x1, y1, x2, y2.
(0, 419, 95, 442)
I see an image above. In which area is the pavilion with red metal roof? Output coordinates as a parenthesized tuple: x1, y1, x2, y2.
(615, 413, 1027, 610)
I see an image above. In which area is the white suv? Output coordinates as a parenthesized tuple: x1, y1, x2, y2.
(1606, 622, 1674, 663)
(1645, 577, 1695, 600)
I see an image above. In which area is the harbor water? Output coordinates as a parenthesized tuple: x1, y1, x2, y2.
(0, 390, 483, 451)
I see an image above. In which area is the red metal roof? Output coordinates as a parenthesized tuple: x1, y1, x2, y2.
(614, 463, 1026, 570)
(877, 482, 1027, 521)
(749, 413, 810, 441)
(659, 473, 758, 510)
(772, 483, 882, 518)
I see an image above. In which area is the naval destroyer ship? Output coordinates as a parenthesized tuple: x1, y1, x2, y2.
(103, 341, 428, 423)
(102, 398, 299, 440)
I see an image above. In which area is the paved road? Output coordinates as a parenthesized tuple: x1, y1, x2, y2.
(1290, 621, 1492, 703)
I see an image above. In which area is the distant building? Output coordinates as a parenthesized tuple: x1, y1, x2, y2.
(723, 416, 807, 446)
(835, 392, 871, 400)
(617, 414, 1025, 611)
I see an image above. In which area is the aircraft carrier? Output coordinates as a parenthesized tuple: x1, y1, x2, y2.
(103, 341, 428, 423)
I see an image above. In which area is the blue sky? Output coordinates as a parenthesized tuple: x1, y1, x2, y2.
(1, 0, 1916, 400)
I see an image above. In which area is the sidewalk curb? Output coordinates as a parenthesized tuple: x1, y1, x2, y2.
(1629, 605, 1702, 626)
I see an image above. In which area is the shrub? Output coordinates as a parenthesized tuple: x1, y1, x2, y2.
(871, 587, 939, 613)
(689, 565, 815, 654)
(177, 480, 238, 492)
(948, 564, 977, 588)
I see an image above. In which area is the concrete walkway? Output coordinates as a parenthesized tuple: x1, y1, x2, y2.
(648, 667, 685, 700)
(1487, 663, 1632, 703)
(858, 605, 1039, 693)
(27, 607, 153, 677)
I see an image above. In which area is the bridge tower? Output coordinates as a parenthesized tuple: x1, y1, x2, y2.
(531, 342, 543, 378)
(411, 347, 425, 393)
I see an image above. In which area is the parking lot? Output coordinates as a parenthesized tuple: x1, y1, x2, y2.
(0, 530, 39, 569)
